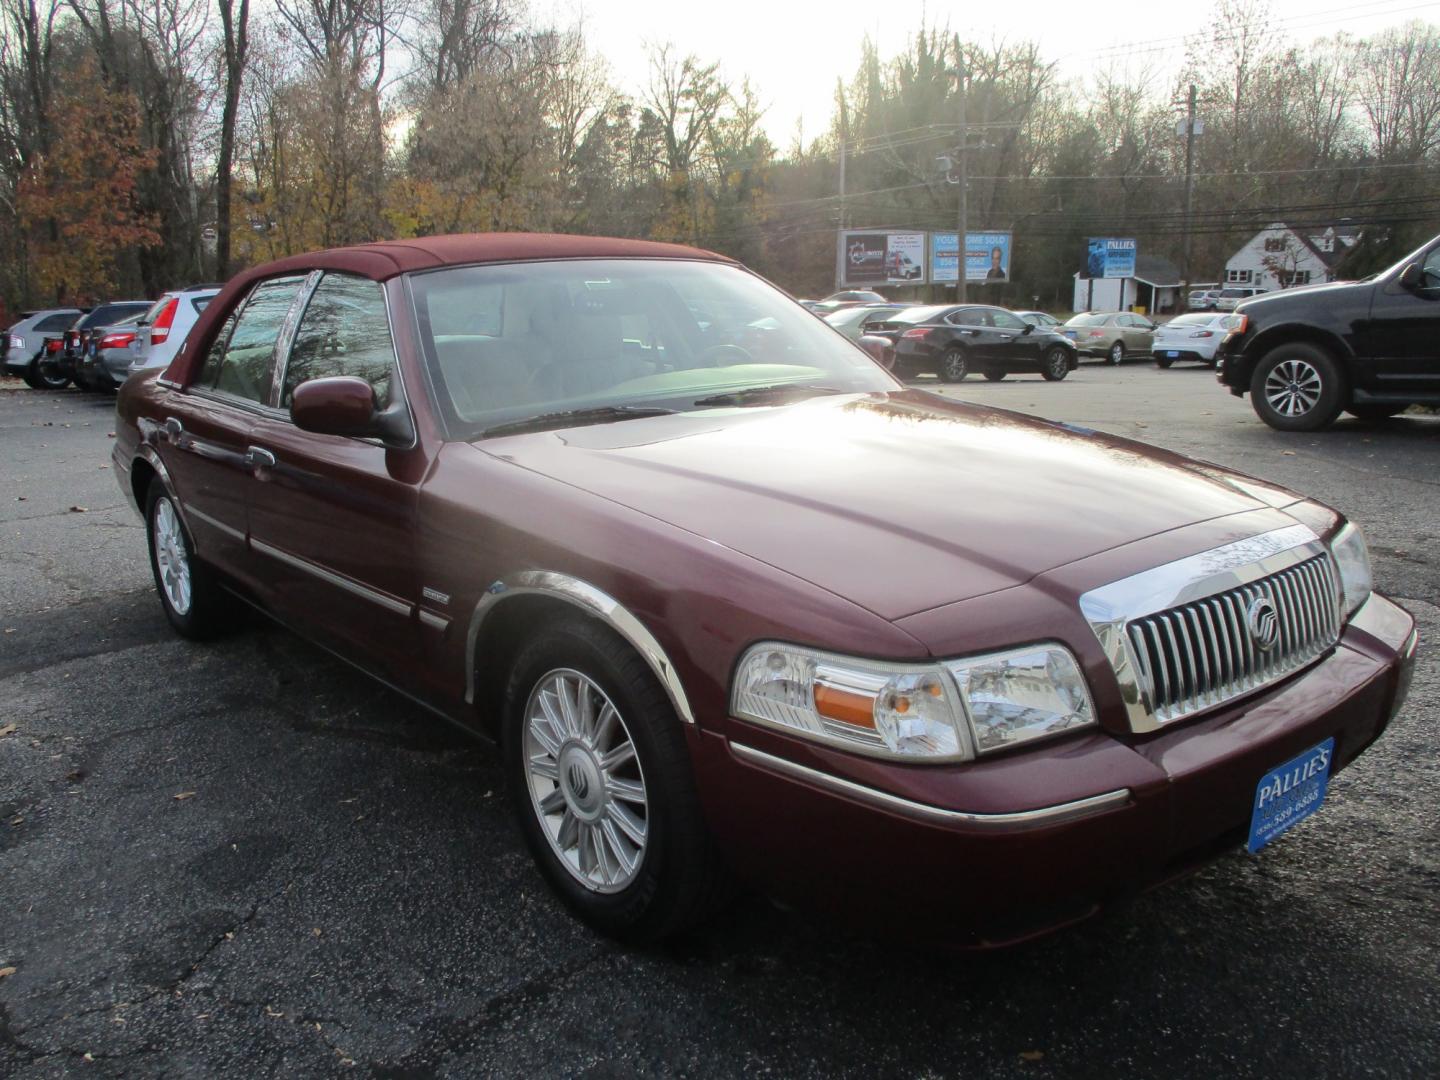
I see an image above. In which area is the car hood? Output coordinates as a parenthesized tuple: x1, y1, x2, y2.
(1239, 279, 1368, 314)
(475, 391, 1302, 621)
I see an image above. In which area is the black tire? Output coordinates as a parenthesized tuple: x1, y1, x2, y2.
(502, 616, 729, 942)
(938, 346, 969, 383)
(1041, 347, 1070, 382)
(1108, 341, 1125, 365)
(1346, 404, 1407, 422)
(1155, 356, 1173, 369)
(1250, 343, 1346, 432)
(982, 369, 1006, 382)
(30, 356, 70, 390)
(25, 357, 69, 390)
(144, 483, 230, 640)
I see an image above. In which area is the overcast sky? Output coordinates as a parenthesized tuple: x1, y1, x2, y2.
(535, 0, 1440, 147)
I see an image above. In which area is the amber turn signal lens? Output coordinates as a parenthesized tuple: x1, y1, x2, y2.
(813, 683, 877, 729)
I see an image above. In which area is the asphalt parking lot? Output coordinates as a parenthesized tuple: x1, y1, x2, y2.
(2, 363, 1437, 1078)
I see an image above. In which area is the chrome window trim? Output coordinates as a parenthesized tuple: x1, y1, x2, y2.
(250, 537, 414, 617)
(268, 269, 324, 410)
(205, 274, 309, 404)
(1080, 523, 1331, 733)
(464, 571, 695, 725)
(730, 742, 1132, 831)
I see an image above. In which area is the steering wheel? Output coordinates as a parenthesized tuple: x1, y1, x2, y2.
(697, 343, 753, 367)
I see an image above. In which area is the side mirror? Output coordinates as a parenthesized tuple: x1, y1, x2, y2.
(1020, 323, 1034, 335)
(857, 334, 894, 370)
(290, 376, 413, 445)
(1399, 262, 1423, 290)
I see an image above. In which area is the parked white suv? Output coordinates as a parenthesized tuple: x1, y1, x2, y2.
(126, 285, 222, 379)
(1215, 286, 1264, 311)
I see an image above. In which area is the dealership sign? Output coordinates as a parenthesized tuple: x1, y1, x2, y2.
(839, 231, 927, 286)
(1086, 238, 1137, 279)
(931, 231, 1013, 284)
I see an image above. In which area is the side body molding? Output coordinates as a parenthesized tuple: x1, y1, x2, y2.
(464, 571, 697, 725)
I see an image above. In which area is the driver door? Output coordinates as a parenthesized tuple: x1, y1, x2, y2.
(1364, 244, 1440, 395)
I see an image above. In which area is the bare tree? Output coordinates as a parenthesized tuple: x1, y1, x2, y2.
(215, 0, 248, 278)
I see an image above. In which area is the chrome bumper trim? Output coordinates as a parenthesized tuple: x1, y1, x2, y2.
(729, 742, 1131, 831)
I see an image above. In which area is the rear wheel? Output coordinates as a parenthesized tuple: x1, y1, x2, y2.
(938, 346, 969, 383)
(1041, 347, 1070, 382)
(1250, 343, 1346, 432)
(503, 616, 729, 942)
(28, 357, 70, 390)
(145, 484, 230, 639)
(982, 369, 1006, 382)
(1108, 341, 1124, 365)
(1155, 356, 1173, 369)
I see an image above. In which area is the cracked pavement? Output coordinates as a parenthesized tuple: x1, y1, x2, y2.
(1, 368, 1437, 1077)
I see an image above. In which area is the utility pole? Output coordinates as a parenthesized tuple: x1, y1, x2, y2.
(1181, 83, 1197, 289)
(837, 79, 848, 291)
(955, 50, 968, 303)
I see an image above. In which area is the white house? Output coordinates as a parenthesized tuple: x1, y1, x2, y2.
(1223, 222, 1362, 292)
(1072, 254, 1183, 314)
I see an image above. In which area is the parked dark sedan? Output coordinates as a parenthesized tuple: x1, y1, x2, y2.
(60, 301, 150, 389)
(1217, 232, 1440, 430)
(114, 234, 1414, 947)
(863, 304, 1077, 382)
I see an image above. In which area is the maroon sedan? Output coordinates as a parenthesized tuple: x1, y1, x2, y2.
(113, 234, 1417, 946)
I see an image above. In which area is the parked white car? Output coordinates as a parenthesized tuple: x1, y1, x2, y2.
(1150, 313, 1242, 367)
(4, 308, 82, 388)
(126, 285, 222, 379)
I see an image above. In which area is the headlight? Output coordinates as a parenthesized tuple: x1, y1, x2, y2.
(730, 642, 1096, 761)
(1329, 522, 1372, 619)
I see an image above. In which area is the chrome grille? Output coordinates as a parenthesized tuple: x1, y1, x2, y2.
(1124, 554, 1340, 724)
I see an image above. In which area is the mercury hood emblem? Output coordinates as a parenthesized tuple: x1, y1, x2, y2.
(1247, 596, 1281, 652)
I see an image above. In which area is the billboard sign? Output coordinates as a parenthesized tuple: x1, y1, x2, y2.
(1086, 237, 1137, 279)
(931, 231, 1013, 284)
(840, 231, 927, 285)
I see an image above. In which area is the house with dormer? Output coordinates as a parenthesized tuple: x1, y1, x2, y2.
(1223, 222, 1362, 292)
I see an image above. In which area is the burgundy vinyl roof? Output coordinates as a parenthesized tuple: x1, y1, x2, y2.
(166, 233, 733, 385)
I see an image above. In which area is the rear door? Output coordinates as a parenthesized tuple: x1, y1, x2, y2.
(245, 272, 424, 670)
(945, 306, 996, 359)
(158, 275, 308, 580)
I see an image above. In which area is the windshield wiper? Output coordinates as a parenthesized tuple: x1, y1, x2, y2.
(692, 384, 844, 408)
(479, 404, 676, 439)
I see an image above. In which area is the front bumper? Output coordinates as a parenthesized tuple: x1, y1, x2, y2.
(694, 593, 1415, 947)
(3, 347, 33, 374)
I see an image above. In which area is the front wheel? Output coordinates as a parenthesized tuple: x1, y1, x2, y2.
(1250, 344, 1346, 432)
(1041, 347, 1070, 382)
(982, 369, 1006, 382)
(1155, 356, 1173, 369)
(1108, 342, 1124, 365)
(938, 346, 969, 383)
(503, 617, 729, 942)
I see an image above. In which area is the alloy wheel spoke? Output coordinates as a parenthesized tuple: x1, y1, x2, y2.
(537, 787, 566, 815)
(599, 741, 636, 773)
(556, 809, 579, 851)
(600, 819, 639, 878)
(605, 776, 646, 805)
(529, 754, 560, 781)
(607, 801, 647, 846)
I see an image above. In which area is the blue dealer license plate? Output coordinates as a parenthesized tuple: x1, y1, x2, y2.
(1163, 350, 1180, 357)
(1248, 738, 1334, 853)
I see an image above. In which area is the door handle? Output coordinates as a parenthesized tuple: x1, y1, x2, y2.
(245, 446, 277, 470)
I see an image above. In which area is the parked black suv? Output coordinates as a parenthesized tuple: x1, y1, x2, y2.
(1216, 232, 1440, 430)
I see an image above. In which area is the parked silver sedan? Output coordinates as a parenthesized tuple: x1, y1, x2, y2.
(1150, 313, 1242, 368)
(1060, 311, 1157, 364)
(822, 302, 911, 341)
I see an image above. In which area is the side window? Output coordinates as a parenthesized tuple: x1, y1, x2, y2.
(1420, 247, 1440, 286)
(195, 309, 241, 389)
(282, 274, 394, 409)
(213, 276, 305, 404)
(36, 313, 78, 332)
(991, 310, 1026, 330)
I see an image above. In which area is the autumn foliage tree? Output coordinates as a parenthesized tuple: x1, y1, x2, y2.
(15, 59, 158, 303)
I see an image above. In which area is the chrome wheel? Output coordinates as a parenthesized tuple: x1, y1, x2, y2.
(523, 669, 649, 894)
(1045, 348, 1069, 380)
(1263, 358, 1323, 417)
(151, 497, 192, 615)
(1108, 342, 1124, 365)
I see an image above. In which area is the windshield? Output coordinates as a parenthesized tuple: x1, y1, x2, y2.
(1067, 313, 1109, 326)
(1166, 314, 1215, 327)
(410, 259, 899, 437)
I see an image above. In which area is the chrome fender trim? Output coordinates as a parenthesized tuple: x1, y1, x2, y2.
(465, 571, 696, 725)
(131, 445, 187, 529)
(730, 742, 1132, 831)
